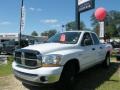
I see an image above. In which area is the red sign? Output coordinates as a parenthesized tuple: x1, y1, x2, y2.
(60, 34, 66, 42)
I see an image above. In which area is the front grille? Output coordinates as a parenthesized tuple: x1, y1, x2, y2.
(15, 57, 22, 64)
(15, 49, 41, 68)
(25, 59, 37, 66)
(24, 52, 37, 59)
(15, 52, 22, 57)
(15, 52, 22, 64)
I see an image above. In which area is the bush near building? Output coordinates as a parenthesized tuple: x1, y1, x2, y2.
(0, 56, 13, 77)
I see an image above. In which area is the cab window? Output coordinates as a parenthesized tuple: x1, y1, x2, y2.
(91, 33, 100, 45)
(81, 33, 93, 46)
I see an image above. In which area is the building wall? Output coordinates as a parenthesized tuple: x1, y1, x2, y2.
(0, 33, 18, 42)
(0, 33, 48, 44)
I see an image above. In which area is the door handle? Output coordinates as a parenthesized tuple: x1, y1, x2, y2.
(92, 48, 95, 50)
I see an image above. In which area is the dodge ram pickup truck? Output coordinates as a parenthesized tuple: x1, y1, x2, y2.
(12, 31, 112, 88)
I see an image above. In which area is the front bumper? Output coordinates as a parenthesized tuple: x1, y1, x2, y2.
(12, 62, 63, 86)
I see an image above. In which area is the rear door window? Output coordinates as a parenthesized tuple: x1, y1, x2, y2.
(91, 33, 100, 45)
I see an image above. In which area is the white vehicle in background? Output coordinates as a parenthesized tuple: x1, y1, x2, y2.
(12, 31, 112, 88)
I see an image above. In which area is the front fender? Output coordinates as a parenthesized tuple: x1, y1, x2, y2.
(47, 49, 82, 65)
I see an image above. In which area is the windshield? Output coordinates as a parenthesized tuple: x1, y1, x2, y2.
(47, 32, 81, 44)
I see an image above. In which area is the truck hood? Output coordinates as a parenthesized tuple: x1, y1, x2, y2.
(23, 43, 76, 54)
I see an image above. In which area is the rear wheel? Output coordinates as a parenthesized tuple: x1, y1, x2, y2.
(102, 53, 110, 68)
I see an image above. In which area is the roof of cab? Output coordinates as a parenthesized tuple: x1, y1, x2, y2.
(64, 30, 94, 33)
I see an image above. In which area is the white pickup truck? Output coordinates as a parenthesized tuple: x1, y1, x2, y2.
(12, 31, 112, 88)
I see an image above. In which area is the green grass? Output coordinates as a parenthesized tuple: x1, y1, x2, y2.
(0, 56, 13, 77)
(0, 56, 120, 90)
(74, 58, 120, 90)
(96, 70, 120, 90)
(96, 57, 120, 90)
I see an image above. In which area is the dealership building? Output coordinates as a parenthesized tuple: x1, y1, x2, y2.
(0, 33, 48, 44)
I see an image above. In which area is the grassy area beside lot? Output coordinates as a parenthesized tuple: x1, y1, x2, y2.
(0, 56, 13, 77)
(96, 57, 120, 90)
(0, 56, 120, 90)
(96, 68, 120, 90)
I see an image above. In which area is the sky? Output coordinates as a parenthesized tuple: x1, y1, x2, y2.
(0, 0, 119, 35)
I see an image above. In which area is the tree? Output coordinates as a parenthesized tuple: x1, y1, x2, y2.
(31, 31, 38, 36)
(66, 21, 86, 31)
(91, 10, 120, 37)
(41, 29, 57, 38)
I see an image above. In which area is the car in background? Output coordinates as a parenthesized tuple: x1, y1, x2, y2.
(110, 41, 120, 61)
(0, 42, 3, 54)
(111, 41, 120, 48)
(115, 48, 120, 61)
(1, 41, 19, 54)
(0, 40, 28, 55)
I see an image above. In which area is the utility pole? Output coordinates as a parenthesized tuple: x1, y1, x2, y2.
(75, 0, 80, 30)
(62, 25, 65, 32)
(19, 0, 24, 48)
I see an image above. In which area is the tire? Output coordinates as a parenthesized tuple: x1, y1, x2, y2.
(22, 83, 40, 90)
(22, 83, 33, 89)
(59, 61, 78, 89)
(102, 53, 110, 68)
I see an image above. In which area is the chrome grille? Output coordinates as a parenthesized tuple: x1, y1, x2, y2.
(25, 52, 37, 59)
(15, 52, 22, 64)
(25, 60, 37, 66)
(15, 49, 41, 68)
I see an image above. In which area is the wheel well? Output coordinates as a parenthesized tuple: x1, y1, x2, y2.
(64, 59, 80, 73)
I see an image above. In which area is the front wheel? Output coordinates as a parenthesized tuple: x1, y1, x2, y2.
(22, 83, 34, 89)
(59, 62, 78, 89)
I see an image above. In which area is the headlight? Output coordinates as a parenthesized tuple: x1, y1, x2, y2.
(42, 55, 62, 67)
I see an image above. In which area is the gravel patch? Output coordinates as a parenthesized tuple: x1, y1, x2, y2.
(0, 75, 28, 90)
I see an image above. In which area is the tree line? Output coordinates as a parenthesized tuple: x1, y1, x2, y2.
(31, 21, 87, 38)
(31, 10, 120, 38)
(91, 10, 120, 37)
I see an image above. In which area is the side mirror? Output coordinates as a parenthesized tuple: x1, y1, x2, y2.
(84, 39, 92, 46)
